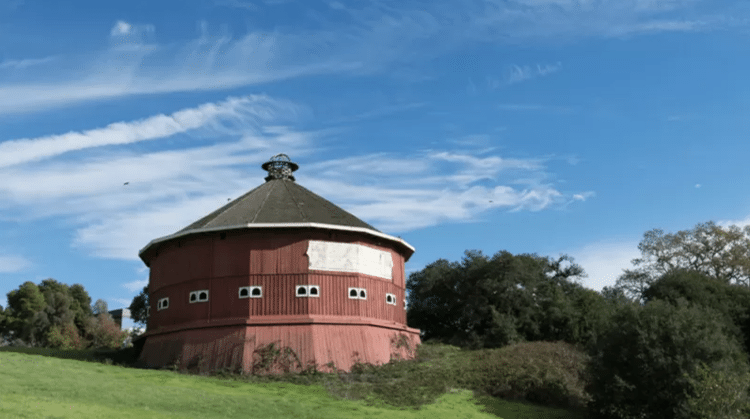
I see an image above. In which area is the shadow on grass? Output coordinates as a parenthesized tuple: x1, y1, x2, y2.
(474, 395, 588, 419)
(0, 339, 144, 366)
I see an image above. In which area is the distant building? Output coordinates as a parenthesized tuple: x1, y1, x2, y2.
(137, 154, 420, 373)
(108, 308, 131, 329)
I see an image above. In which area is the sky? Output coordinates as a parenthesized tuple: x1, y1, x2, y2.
(2, 0, 750, 329)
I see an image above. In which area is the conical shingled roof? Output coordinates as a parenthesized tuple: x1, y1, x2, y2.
(138, 154, 414, 263)
(177, 178, 378, 233)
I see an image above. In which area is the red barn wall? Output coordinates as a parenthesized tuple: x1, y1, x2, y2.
(142, 228, 418, 372)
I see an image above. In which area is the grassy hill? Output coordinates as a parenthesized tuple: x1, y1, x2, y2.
(0, 342, 588, 418)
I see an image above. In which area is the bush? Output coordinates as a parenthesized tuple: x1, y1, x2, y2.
(644, 269, 750, 352)
(460, 341, 591, 409)
(85, 314, 128, 349)
(46, 322, 85, 350)
(588, 300, 750, 419)
(686, 362, 750, 419)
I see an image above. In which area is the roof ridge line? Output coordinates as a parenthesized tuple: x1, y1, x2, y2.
(251, 181, 276, 223)
(282, 180, 309, 222)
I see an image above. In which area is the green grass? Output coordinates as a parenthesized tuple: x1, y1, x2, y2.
(0, 351, 496, 419)
(0, 342, 589, 418)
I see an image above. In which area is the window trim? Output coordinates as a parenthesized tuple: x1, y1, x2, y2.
(386, 293, 397, 306)
(189, 289, 209, 303)
(296, 285, 320, 298)
(348, 287, 367, 300)
(239, 286, 262, 299)
(157, 297, 169, 311)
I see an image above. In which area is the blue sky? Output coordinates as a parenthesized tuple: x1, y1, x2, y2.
(2, 0, 750, 329)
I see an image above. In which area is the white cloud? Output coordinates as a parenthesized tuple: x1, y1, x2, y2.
(573, 192, 595, 201)
(0, 56, 55, 70)
(0, 26, 361, 115)
(111, 21, 133, 36)
(305, 151, 586, 232)
(0, 92, 591, 261)
(1, 2, 732, 115)
(504, 62, 562, 85)
(718, 215, 750, 229)
(569, 240, 641, 291)
(0, 255, 32, 273)
(0, 95, 285, 169)
(109, 20, 154, 38)
(122, 279, 148, 292)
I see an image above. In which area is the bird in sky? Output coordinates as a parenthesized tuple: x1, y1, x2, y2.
(123, 182, 130, 185)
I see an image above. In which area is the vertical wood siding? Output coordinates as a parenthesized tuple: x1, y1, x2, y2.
(143, 227, 417, 372)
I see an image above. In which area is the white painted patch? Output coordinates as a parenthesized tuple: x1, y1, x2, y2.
(307, 240, 393, 279)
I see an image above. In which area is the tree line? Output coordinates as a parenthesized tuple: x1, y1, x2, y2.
(0, 279, 127, 350)
(407, 221, 750, 419)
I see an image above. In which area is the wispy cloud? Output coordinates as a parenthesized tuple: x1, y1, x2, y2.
(0, 25, 361, 115)
(304, 150, 588, 232)
(0, 95, 591, 260)
(484, 62, 562, 89)
(109, 20, 155, 38)
(573, 192, 595, 201)
(0, 254, 32, 273)
(0, 95, 288, 168)
(122, 279, 148, 292)
(0, 56, 55, 70)
(1, 1, 735, 115)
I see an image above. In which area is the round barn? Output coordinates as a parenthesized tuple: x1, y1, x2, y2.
(138, 154, 421, 373)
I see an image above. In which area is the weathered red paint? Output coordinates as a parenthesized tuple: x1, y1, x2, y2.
(140, 228, 420, 373)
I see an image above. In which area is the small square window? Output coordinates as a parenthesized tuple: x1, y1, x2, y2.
(296, 285, 307, 297)
(359, 289, 367, 299)
(309, 286, 319, 297)
(239, 287, 250, 298)
(157, 297, 169, 311)
(349, 288, 359, 299)
(386, 293, 397, 306)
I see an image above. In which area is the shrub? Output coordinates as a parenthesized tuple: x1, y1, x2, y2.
(460, 341, 591, 409)
(46, 322, 85, 350)
(587, 300, 749, 419)
(685, 362, 750, 419)
(85, 314, 128, 349)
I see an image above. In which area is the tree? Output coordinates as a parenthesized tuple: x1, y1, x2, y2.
(128, 286, 149, 327)
(0, 304, 6, 344)
(407, 250, 589, 348)
(1, 280, 98, 348)
(644, 269, 750, 353)
(85, 302, 127, 349)
(588, 300, 750, 419)
(5, 281, 46, 343)
(92, 299, 108, 317)
(616, 222, 750, 299)
(68, 283, 93, 334)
